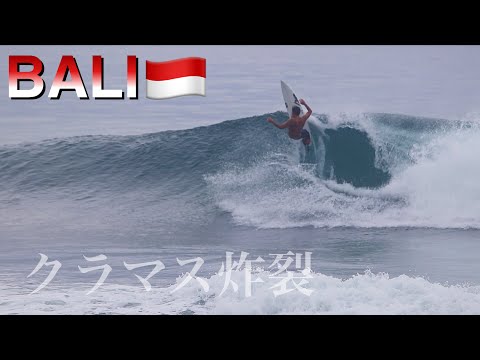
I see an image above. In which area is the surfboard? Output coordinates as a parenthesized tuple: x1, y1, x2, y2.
(281, 80, 304, 118)
(280, 81, 316, 155)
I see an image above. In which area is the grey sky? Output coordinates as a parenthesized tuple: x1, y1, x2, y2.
(1, 45, 479, 144)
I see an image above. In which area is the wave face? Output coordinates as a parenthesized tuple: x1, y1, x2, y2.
(1, 111, 480, 229)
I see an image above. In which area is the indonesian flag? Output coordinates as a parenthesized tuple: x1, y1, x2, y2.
(146, 57, 206, 99)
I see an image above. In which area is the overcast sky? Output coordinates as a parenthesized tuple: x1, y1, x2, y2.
(1, 45, 479, 144)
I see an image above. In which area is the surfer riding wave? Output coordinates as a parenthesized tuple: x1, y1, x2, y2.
(267, 98, 312, 145)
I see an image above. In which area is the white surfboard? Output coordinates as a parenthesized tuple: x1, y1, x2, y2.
(281, 80, 304, 118)
(280, 81, 316, 154)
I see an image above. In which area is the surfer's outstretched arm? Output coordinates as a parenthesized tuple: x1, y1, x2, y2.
(300, 99, 312, 126)
(267, 117, 290, 129)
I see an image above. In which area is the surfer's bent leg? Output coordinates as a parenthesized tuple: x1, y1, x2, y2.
(301, 129, 311, 145)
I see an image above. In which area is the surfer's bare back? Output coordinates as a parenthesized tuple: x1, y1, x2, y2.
(267, 98, 312, 145)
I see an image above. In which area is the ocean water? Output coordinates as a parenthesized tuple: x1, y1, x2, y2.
(2, 45, 480, 314)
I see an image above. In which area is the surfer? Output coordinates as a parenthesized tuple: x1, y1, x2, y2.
(267, 99, 312, 145)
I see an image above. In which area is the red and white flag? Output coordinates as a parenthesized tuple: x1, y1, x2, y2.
(146, 57, 206, 99)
